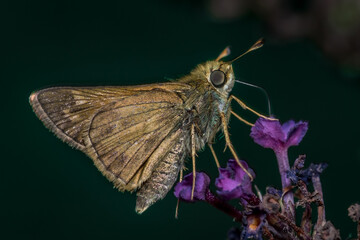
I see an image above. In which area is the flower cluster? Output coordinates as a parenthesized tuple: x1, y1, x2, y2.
(173, 117, 357, 240)
(174, 159, 255, 204)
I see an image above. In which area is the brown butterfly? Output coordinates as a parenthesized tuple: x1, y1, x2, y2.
(29, 39, 268, 213)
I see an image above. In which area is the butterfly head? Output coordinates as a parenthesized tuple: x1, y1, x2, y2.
(206, 39, 264, 95)
(188, 60, 235, 98)
(207, 61, 235, 94)
(187, 40, 264, 97)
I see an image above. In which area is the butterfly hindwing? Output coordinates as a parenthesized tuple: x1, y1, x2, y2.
(86, 91, 185, 190)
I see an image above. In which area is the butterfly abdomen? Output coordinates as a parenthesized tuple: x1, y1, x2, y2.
(135, 134, 186, 213)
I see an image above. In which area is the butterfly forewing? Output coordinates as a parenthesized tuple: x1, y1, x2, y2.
(29, 84, 189, 194)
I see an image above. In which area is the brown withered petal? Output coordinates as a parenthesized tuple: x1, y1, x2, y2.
(313, 221, 341, 240)
(348, 203, 360, 222)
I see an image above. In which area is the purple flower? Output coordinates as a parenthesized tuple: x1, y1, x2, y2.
(250, 118, 308, 220)
(215, 159, 255, 200)
(250, 118, 308, 152)
(174, 172, 210, 202)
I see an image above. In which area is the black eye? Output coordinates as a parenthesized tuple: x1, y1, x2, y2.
(210, 70, 226, 87)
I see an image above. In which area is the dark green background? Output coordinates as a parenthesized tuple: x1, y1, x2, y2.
(2, 1, 360, 239)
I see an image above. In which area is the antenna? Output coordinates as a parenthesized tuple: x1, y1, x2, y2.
(227, 38, 264, 64)
(216, 46, 231, 61)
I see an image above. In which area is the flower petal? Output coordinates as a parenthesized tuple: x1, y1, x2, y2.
(281, 120, 296, 136)
(250, 118, 285, 150)
(174, 172, 210, 202)
(285, 121, 308, 148)
(250, 118, 308, 151)
(215, 159, 254, 200)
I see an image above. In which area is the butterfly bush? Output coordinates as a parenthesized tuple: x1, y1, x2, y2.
(174, 117, 359, 240)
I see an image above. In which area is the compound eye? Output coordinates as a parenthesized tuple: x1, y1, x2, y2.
(210, 70, 226, 87)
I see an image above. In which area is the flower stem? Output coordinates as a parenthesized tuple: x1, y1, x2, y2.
(275, 149, 295, 220)
(205, 190, 243, 222)
(312, 174, 326, 228)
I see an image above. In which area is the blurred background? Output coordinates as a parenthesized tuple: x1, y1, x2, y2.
(2, 0, 360, 239)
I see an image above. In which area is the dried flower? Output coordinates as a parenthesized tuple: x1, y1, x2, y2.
(313, 221, 341, 240)
(241, 213, 266, 240)
(289, 162, 328, 184)
(348, 203, 360, 222)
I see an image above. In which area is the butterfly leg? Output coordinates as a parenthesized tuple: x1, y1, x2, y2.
(229, 95, 276, 121)
(220, 112, 254, 181)
(175, 168, 183, 219)
(191, 123, 196, 201)
(231, 110, 254, 127)
(208, 143, 220, 168)
(179, 167, 184, 181)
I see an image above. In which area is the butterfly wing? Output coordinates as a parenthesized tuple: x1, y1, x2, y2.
(29, 83, 190, 192)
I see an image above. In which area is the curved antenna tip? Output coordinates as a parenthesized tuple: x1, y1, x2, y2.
(216, 46, 231, 61)
(228, 38, 265, 64)
(251, 38, 265, 51)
